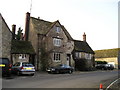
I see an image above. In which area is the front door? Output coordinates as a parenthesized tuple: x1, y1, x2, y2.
(66, 54, 71, 66)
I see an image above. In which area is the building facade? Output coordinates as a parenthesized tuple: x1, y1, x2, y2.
(24, 12, 74, 70)
(72, 33, 95, 71)
(95, 48, 119, 68)
(0, 13, 12, 60)
(11, 40, 35, 64)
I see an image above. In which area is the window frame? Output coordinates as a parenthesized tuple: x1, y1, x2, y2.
(53, 53, 61, 62)
(53, 38, 61, 46)
(56, 26, 61, 33)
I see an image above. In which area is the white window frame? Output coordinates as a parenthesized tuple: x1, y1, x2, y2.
(56, 26, 61, 33)
(53, 53, 61, 62)
(19, 54, 22, 59)
(53, 38, 61, 46)
(75, 52, 82, 59)
(75, 52, 79, 58)
(85, 53, 89, 59)
(85, 53, 92, 60)
(79, 52, 82, 58)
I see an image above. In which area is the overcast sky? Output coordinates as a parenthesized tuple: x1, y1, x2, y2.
(0, 0, 118, 50)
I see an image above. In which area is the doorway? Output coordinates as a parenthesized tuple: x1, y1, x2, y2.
(66, 54, 71, 66)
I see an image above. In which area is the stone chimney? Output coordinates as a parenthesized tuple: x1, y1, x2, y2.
(83, 32, 86, 42)
(24, 12, 30, 41)
(12, 24, 16, 40)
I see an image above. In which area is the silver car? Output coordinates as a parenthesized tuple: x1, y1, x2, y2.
(12, 62, 35, 76)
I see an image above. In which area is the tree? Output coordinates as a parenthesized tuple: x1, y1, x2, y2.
(16, 27, 23, 40)
(40, 47, 49, 71)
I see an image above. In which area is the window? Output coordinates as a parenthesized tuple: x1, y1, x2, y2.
(53, 38, 61, 46)
(19, 54, 22, 59)
(19, 54, 26, 59)
(75, 52, 82, 59)
(75, 52, 79, 58)
(14, 62, 20, 66)
(79, 53, 82, 58)
(85, 53, 92, 59)
(53, 53, 61, 62)
(56, 26, 61, 33)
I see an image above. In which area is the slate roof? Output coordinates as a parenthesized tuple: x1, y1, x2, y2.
(74, 40, 95, 54)
(11, 40, 35, 54)
(30, 17, 73, 40)
(95, 48, 120, 58)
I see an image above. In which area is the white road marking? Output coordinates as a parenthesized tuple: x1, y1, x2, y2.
(105, 78, 120, 90)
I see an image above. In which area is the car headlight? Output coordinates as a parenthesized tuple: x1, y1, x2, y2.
(51, 68, 55, 71)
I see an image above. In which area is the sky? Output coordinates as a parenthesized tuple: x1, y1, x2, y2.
(0, 0, 119, 50)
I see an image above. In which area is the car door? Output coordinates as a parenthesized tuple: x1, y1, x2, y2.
(64, 65, 70, 73)
(12, 62, 21, 73)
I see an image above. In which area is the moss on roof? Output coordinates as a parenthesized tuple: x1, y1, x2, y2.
(30, 17, 73, 40)
(30, 17, 54, 35)
(74, 40, 95, 54)
(95, 48, 120, 58)
(11, 40, 35, 54)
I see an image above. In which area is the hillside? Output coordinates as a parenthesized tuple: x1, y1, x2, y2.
(94, 48, 120, 58)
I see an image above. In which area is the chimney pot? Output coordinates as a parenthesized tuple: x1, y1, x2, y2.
(38, 17, 40, 19)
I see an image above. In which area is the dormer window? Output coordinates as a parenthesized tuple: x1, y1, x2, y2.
(56, 26, 61, 33)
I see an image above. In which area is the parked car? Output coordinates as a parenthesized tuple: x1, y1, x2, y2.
(95, 64, 114, 70)
(12, 62, 35, 76)
(0, 58, 12, 77)
(46, 64, 74, 74)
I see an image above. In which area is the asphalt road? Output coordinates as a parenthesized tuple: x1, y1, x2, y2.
(2, 70, 119, 89)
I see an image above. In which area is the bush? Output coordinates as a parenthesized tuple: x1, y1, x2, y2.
(95, 61, 107, 64)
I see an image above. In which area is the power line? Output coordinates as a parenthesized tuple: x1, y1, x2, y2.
(30, 0, 32, 13)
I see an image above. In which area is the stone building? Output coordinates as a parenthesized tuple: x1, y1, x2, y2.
(72, 33, 95, 71)
(11, 40, 35, 64)
(95, 48, 119, 68)
(0, 13, 12, 60)
(10, 24, 35, 65)
(24, 12, 74, 70)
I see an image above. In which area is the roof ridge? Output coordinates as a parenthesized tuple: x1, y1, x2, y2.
(73, 40, 82, 42)
(30, 17, 54, 24)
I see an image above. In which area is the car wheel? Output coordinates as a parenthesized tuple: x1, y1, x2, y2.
(69, 70, 72, 74)
(48, 72, 52, 74)
(30, 73, 34, 76)
(17, 71, 21, 76)
(7, 73, 11, 77)
(56, 70, 59, 74)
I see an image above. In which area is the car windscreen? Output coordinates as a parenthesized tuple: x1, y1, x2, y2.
(57, 64, 70, 68)
(22, 63, 33, 67)
(0, 58, 9, 64)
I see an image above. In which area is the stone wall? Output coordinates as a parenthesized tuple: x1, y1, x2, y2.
(0, 14, 12, 60)
(44, 22, 74, 67)
(0, 14, 2, 58)
(12, 54, 29, 64)
(29, 19, 38, 69)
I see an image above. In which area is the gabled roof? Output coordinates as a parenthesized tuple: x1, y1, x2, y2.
(30, 17, 73, 40)
(74, 40, 95, 54)
(0, 13, 12, 34)
(11, 40, 35, 54)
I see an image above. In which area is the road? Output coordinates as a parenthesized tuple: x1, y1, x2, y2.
(2, 70, 119, 89)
